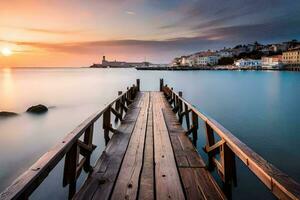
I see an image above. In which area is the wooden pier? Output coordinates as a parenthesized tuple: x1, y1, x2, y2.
(1, 79, 300, 200)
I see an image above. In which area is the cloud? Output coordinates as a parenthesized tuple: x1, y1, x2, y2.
(0, 35, 225, 56)
(125, 11, 136, 15)
(1, 25, 83, 35)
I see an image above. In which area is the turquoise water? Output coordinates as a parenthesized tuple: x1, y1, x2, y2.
(0, 68, 299, 199)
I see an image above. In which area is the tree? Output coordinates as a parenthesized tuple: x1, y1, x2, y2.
(218, 57, 234, 65)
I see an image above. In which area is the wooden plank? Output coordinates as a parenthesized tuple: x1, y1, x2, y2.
(138, 95, 154, 200)
(73, 93, 144, 200)
(160, 91, 226, 199)
(152, 92, 185, 200)
(110, 92, 150, 200)
(162, 105, 205, 168)
(179, 168, 226, 200)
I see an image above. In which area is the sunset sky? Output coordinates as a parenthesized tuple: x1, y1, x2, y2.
(0, 0, 299, 67)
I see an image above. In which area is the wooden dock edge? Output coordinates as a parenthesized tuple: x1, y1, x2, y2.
(161, 78, 300, 200)
(0, 80, 140, 200)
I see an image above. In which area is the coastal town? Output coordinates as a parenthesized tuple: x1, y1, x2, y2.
(170, 39, 300, 71)
(90, 40, 300, 71)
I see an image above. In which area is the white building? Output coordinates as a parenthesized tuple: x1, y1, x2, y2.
(194, 51, 219, 66)
(197, 55, 219, 66)
(180, 56, 189, 66)
(187, 55, 197, 66)
(234, 59, 262, 68)
(262, 55, 283, 69)
(217, 50, 233, 58)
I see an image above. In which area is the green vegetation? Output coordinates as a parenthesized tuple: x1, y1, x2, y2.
(218, 57, 234, 65)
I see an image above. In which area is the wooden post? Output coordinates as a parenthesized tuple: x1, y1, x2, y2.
(120, 95, 125, 116)
(63, 141, 79, 199)
(115, 91, 122, 122)
(83, 124, 94, 172)
(160, 78, 164, 91)
(221, 143, 237, 198)
(126, 87, 130, 105)
(103, 107, 111, 145)
(192, 111, 198, 147)
(178, 91, 182, 97)
(205, 122, 215, 171)
(131, 84, 135, 100)
(184, 104, 190, 129)
(136, 79, 140, 91)
(178, 97, 183, 120)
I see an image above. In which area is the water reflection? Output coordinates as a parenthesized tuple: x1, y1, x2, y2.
(0, 69, 299, 200)
(0, 68, 15, 111)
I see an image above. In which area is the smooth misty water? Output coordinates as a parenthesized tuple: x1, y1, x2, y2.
(0, 68, 299, 199)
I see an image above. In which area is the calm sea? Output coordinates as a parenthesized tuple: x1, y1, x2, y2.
(0, 68, 299, 199)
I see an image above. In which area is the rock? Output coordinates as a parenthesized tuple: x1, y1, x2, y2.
(26, 104, 48, 114)
(0, 111, 18, 117)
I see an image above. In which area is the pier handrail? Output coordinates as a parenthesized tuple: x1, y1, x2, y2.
(0, 80, 140, 200)
(161, 79, 300, 200)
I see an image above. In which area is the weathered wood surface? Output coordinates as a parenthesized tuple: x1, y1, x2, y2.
(162, 85, 300, 200)
(73, 93, 143, 200)
(138, 96, 154, 200)
(161, 93, 225, 200)
(152, 92, 185, 200)
(74, 91, 225, 200)
(110, 92, 149, 200)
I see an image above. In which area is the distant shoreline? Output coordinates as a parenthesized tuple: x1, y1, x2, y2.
(135, 66, 300, 71)
(88, 65, 300, 71)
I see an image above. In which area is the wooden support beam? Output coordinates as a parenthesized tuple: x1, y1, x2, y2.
(185, 125, 196, 136)
(103, 107, 111, 145)
(126, 97, 133, 105)
(136, 79, 140, 91)
(63, 141, 79, 199)
(172, 105, 179, 113)
(221, 143, 237, 198)
(111, 107, 122, 121)
(205, 122, 215, 171)
(82, 124, 94, 172)
(78, 141, 96, 156)
(184, 104, 190, 130)
(76, 157, 86, 179)
(160, 78, 164, 91)
(119, 100, 128, 113)
(178, 91, 182, 97)
(191, 111, 198, 147)
(205, 139, 225, 153)
(114, 91, 122, 122)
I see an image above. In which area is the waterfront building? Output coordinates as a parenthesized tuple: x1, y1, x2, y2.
(171, 57, 181, 67)
(100, 56, 150, 68)
(262, 55, 283, 69)
(216, 49, 233, 58)
(234, 59, 262, 68)
(180, 56, 189, 66)
(282, 47, 300, 65)
(195, 51, 219, 66)
(101, 56, 128, 67)
(187, 55, 197, 66)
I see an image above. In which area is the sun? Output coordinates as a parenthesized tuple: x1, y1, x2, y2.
(1, 47, 12, 56)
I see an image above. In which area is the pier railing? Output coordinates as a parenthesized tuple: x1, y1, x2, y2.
(0, 80, 140, 200)
(160, 79, 300, 200)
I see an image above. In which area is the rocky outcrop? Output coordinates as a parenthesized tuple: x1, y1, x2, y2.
(0, 111, 18, 117)
(26, 104, 48, 114)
